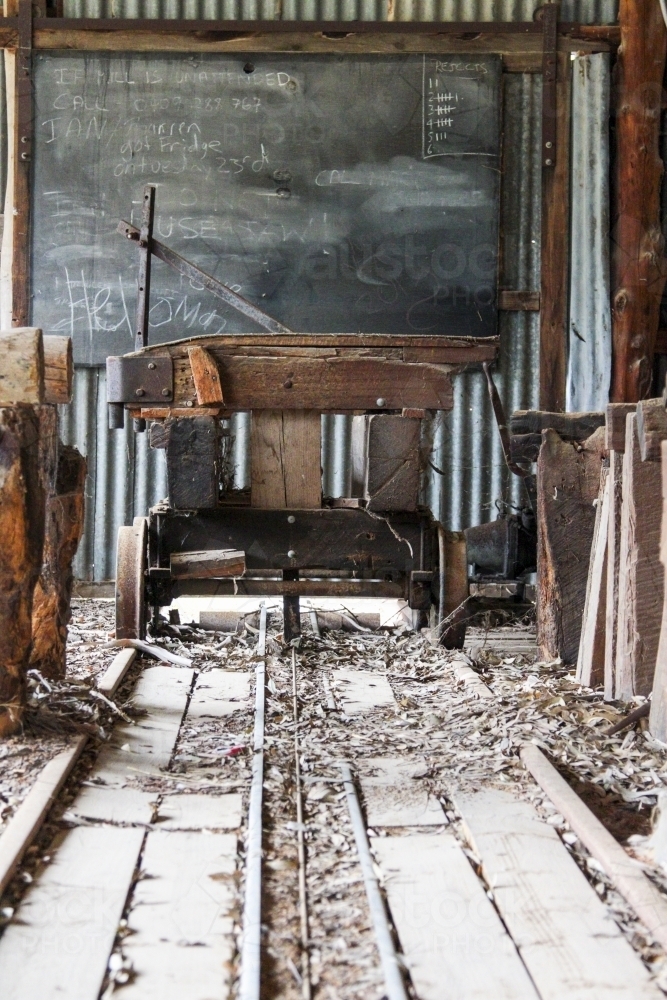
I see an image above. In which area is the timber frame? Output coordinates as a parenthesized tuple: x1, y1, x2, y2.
(2, 10, 618, 410)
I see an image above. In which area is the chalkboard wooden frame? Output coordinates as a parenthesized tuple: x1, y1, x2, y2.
(2, 6, 615, 404)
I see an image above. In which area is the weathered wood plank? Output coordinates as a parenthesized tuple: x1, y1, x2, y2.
(440, 530, 470, 649)
(250, 409, 321, 509)
(358, 758, 445, 827)
(43, 335, 73, 404)
(365, 414, 420, 512)
(175, 356, 454, 410)
(457, 788, 662, 1000)
(121, 830, 236, 1000)
(537, 428, 605, 663)
(511, 410, 605, 440)
(616, 413, 664, 698)
(0, 736, 86, 896)
(606, 402, 636, 452)
(605, 448, 624, 700)
(649, 439, 667, 740)
(576, 467, 609, 688)
(373, 833, 539, 1000)
(331, 669, 395, 715)
(0, 825, 145, 1000)
(636, 397, 667, 461)
(97, 647, 137, 697)
(0, 328, 44, 404)
(170, 548, 245, 579)
(167, 416, 220, 510)
(188, 344, 224, 405)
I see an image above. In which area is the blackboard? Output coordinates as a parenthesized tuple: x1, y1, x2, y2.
(32, 52, 501, 365)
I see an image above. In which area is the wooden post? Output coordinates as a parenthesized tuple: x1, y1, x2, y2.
(250, 410, 322, 509)
(615, 413, 664, 698)
(29, 444, 86, 680)
(650, 439, 667, 740)
(575, 467, 609, 688)
(539, 52, 571, 412)
(611, 0, 667, 402)
(537, 427, 605, 663)
(0, 406, 44, 736)
(12, 0, 32, 327)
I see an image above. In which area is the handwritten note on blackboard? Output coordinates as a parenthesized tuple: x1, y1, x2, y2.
(32, 53, 501, 364)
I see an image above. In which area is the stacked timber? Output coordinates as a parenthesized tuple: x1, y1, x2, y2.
(0, 329, 82, 734)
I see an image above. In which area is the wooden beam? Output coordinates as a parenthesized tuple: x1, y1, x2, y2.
(498, 290, 540, 311)
(576, 467, 609, 688)
(11, 0, 32, 328)
(616, 413, 663, 698)
(605, 401, 636, 452)
(43, 335, 73, 404)
(511, 409, 604, 439)
(188, 345, 224, 405)
(250, 410, 322, 509)
(611, 0, 667, 402)
(97, 647, 137, 697)
(174, 356, 453, 411)
(170, 548, 246, 579)
(0, 327, 44, 404)
(540, 53, 571, 412)
(604, 447, 624, 701)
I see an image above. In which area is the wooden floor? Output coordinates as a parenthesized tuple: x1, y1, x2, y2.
(0, 623, 662, 999)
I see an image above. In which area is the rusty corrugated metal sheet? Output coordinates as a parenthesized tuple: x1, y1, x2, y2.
(566, 52, 611, 412)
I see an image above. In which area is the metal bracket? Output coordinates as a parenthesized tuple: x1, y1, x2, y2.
(106, 356, 174, 403)
(541, 2, 558, 168)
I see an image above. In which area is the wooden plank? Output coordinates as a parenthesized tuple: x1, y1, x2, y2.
(188, 345, 224, 405)
(66, 785, 155, 825)
(605, 448, 624, 700)
(498, 289, 540, 311)
(365, 415, 420, 512)
(97, 647, 137, 697)
(187, 669, 251, 719)
(510, 410, 605, 440)
(457, 787, 662, 1000)
(441, 530, 469, 649)
(146, 332, 499, 353)
(540, 53, 571, 412)
(170, 549, 246, 580)
(156, 793, 243, 831)
(175, 357, 454, 411)
(605, 402, 636, 452)
(522, 743, 667, 954)
(167, 416, 220, 510)
(121, 830, 236, 1000)
(0, 736, 86, 897)
(650, 438, 667, 740)
(636, 397, 667, 461)
(250, 409, 321, 509)
(372, 833, 539, 1000)
(0, 825, 145, 1000)
(537, 428, 605, 663)
(42, 335, 73, 404)
(331, 669, 396, 715)
(0, 328, 44, 404)
(11, 3, 32, 328)
(616, 413, 664, 698)
(94, 667, 193, 784)
(576, 467, 609, 687)
(358, 758, 445, 827)
(611, 0, 667, 402)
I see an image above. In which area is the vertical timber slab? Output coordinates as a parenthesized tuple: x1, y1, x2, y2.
(650, 439, 667, 740)
(250, 409, 321, 509)
(576, 467, 609, 688)
(441, 530, 468, 649)
(372, 833, 539, 1000)
(167, 416, 220, 510)
(616, 414, 664, 698)
(0, 825, 145, 1000)
(11, 0, 32, 328)
(605, 449, 625, 700)
(540, 52, 571, 412)
(365, 414, 420, 512)
(457, 789, 662, 1000)
(537, 427, 605, 663)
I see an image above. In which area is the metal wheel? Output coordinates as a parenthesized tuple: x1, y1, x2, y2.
(115, 516, 148, 640)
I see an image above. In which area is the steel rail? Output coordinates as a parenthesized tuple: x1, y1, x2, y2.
(339, 762, 410, 1000)
(238, 602, 267, 1000)
(292, 647, 312, 999)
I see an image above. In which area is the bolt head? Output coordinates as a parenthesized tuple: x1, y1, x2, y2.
(287, 549, 296, 559)
(376, 397, 385, 407)
(148, 362, 156, 370)
(186, 400, 194, 407)
(283, 379, 293, 389)
(135, 388, 145, 397)
(161, 388, 170, 397)
(287, 515, 296, 523)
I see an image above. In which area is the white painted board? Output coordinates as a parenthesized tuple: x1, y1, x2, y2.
(359, 758, 445, 827)
(456, 789, 662, 1000)
(121, 830, 237, 999)
(156, 793, 243, 831)
(0, 825, 144, 1000)
(332, 669, 395, 714)
(187, 669, 251, 719)
(66, 785, 156, 825)
(373, 833, 539, 1000)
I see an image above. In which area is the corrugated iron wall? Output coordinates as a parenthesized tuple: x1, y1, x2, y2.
(49, 7, 615, 578)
